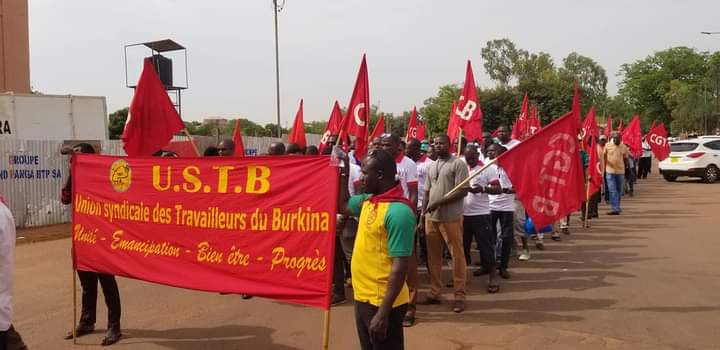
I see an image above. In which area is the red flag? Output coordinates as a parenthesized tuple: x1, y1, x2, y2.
(621, 116, 642, 158)
(417, 121, 426, 141)
(572, 82, 581, 122)
(345, 54, 370, 159)
(369, 114, 385, 143)
(617, 119, 624, 133)
(318, 101, 344, 153)
(288, 99, 307, 148)
(581, 105, 599, 149)
(454, 60, 483, 141)
(232, 118, 246, 157)
(512, 93, 529, 140)
(587, 133, 603, 195)
(122, 58, 186, 156)
(447, 101, 460, 153)
(162, 140, 199, 157)
(649, 120, 657, 133)
(405, 106, 419, 142)
(528, 104, 541, 135)
(495, 112, 585, 229)
(647, 123, 670, 161)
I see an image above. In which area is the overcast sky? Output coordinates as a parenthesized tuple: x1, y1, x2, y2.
(28, 0, 720, 125)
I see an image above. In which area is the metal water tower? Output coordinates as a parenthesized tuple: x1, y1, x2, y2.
(123, 39, 188, 116)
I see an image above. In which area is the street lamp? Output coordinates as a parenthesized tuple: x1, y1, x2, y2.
(273, 0, 285, 138)
(701, 31, 720, 135)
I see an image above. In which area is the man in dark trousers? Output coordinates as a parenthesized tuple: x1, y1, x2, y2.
(338, 149, 415, 350)
(61, 143, 122, 346)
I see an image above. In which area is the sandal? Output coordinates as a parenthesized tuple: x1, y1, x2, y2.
(487, 282, 500, 293)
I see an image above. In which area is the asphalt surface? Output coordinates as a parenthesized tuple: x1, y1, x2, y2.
(11, 171, 720, 349)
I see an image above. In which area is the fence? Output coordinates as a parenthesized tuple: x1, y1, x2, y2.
(0, 134, 323, 228)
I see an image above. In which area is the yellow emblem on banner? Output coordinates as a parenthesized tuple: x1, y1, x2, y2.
(110, 159, 132, 192)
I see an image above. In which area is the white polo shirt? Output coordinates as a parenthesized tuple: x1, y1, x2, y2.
(463, 163, 499, 216)
(348, 163, 362, 196)
(500, 139, 521, 150)
(489, 165, 515, 212)
(396, 155, 418, 201)
(0, 201, 16, 331)
(416, 156, 433, 210)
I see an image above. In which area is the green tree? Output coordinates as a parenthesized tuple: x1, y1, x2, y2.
(618, 46, 707, 129)
(108, 107, 129, 139)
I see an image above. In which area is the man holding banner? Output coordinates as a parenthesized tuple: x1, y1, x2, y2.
(338, 148, 416, 350)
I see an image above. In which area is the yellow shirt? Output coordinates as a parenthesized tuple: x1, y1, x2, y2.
(348, 195, 415, 307)
(603, 142, 629, 174)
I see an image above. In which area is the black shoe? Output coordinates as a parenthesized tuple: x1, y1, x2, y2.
(241, 294, 254, 300)
(417, 295, 441, 305)
(473, 267, 490, 276)
(445, 279, 454, 288)
(498, 268, 511, 279)
(101, 329, 122, 346)
(64, 324, 94, 339)
(331, 294, 347, 306)
(402, 313, 416, 327)
(607, 211, 620, 215)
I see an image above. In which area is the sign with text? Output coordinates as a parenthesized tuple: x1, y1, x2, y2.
(72, 155, 338, 309)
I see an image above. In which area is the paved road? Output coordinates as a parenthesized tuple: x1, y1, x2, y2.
(11, 172, 720, 349)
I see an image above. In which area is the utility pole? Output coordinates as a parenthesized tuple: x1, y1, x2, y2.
(273, 0, 284, 138)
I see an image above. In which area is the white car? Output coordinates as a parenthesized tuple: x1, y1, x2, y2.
(659, 136, 720, 183)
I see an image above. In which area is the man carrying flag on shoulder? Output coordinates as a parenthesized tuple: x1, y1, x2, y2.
(338, 148, 416, 350)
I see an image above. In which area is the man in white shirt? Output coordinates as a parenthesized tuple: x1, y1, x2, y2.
(462, 145, 502, 293)
(639, 138, 652, 179)
(497, 126, 521, 150)
(487, 144, 520, 279)
(0, 198, 15, 350)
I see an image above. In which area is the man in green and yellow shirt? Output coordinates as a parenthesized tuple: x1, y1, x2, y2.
(339, 148, 416, 350)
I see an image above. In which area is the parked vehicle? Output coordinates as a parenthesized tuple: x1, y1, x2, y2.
(659, 136, 720, 183)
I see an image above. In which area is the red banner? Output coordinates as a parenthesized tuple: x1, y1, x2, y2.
(72, 155, 338, 310)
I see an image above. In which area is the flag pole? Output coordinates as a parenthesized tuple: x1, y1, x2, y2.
(72, 267, 77, 344)
(443, 158, 497, 198)
(322, 309, 331, 350)
(457, 128, 463, 156)
(584, 178, 591, 228)
(182, 129, 202, 156)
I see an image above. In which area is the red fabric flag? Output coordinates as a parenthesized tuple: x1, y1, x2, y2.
(495, 112, 585, 229)
(454, 60, 483, 141)
(512, 93, 529, 140)
(318, 101, 344, 153)
(587, 133, 603, 195)
(621, 116, 642, 158)
(572, 82, 581, 122)
(405, 106, 419, 142)
(649, 120, 657, 133)
(528, 104, 541, 135)
(122, 58, 186, 156)
(369, 114, 385, 143)
(288, 99, 307, 148)
(647, 123, 670, 161)
(581, 105, 599, 149)
(617, 119, 624, 133)
(232, 118, 246, 157)
(604, 115, 613, 138)
(447, 101, 460, 153)
(345, 54, 370, 159)
(417, 121, 426, 141)
(163, 140, 199, 157)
